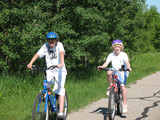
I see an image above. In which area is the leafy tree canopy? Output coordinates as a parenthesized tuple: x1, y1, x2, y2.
(0, 0, 160, 73)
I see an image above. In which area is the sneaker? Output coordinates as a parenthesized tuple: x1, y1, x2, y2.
(106, 87, 110, 96)
(58, 112, 64, 118)
(123, 104, 128, 114)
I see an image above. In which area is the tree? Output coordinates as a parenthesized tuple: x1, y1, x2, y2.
(0, 0, 160, 73)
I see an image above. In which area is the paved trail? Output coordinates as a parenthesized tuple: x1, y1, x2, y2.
(67, 71, 160, 120)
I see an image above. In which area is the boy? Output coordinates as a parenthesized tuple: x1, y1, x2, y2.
(27, 32, 67, 118)
(98, 39, 132, 113)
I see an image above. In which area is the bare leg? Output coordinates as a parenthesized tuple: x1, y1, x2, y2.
(121, 85, 127, 105)
(59, 95, 65, 112)
(107, 71, 113, 85)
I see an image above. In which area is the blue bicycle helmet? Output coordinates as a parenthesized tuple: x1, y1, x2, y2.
(46, 32, 58, 39)
(112, 39, 124, 51)
(112, 39, 123, 46)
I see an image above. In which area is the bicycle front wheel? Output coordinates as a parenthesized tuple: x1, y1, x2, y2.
(108, 86, 116, 120)
(32, 92, 50, 120)
(64, 92, 68, 119)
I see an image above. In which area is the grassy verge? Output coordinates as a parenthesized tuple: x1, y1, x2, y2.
(0, 52, 160, 120)
(127, 53, 160, 85)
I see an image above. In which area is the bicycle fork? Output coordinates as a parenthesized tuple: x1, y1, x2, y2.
(48, 95, 57, 112)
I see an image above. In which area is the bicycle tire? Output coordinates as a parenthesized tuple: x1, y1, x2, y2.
(117, 90, 123, 116)
(108, 86, 116, 120)
(32, 92, 50, 120)
(55, 92, 68, 120)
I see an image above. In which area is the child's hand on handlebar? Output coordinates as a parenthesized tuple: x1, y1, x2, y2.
(127, 67, 132, 72)
(98, 66, 103, 70)
(27, 63, 32, 69)
(58, 64, 64, 68)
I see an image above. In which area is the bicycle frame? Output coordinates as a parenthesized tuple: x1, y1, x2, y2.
(111, 71, 121, 92)
(37, 79, 58, 113)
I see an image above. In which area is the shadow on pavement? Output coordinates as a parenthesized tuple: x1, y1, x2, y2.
(91, 107, 126, 120)
(128, 90, 160, 120)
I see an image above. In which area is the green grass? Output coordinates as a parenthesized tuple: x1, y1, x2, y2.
(127, 53, 160, 85)
(1, 52, 160, 120)
(66, 72, 107, 112)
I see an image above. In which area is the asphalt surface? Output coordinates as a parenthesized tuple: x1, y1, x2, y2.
(67, 71, 160, 120)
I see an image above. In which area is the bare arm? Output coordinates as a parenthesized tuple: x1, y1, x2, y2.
(27, 54, 39, 69)
(126, 60, 132, 71)
(58, 51, 64, 68)
(98, 62, 109, 70)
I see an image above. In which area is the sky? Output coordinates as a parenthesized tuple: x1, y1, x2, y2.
(145, 0, 160, 12)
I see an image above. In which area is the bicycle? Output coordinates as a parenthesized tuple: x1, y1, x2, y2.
(32, 65, 68, 120)
(100, 65, 129, 120)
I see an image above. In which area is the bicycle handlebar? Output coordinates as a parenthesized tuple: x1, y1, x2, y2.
(100, 67, 129, 72)
(100, 65, 129, 72)
(32, 65, 58, 71)
(47, 65, 58, 70)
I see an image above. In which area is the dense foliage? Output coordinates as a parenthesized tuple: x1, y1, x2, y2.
(0, 0, 160, 73)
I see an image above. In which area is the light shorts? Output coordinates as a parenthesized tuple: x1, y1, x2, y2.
(46, 70, 66, 96)
(114, 71, 128, 85)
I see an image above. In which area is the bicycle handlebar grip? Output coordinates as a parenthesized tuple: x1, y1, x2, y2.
(100, 68, 105, 70)
(100, 68, 106, 71)
(119, 68, 129, 71)
(127, 68, 129, 71)
(100, 68, 112, 71)
(32, 65, 36, 68)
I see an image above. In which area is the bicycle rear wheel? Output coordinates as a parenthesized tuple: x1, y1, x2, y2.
(108, 86, 116, 120)
(56, 92, 68, 120)
(32, 92, 50, 120)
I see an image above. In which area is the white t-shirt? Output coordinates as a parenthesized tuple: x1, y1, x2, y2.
(106, 51, 129, 70)
(37, 41, 67, 74)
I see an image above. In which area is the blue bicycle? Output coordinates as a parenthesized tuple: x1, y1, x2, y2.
(32, 65, 68, 120)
